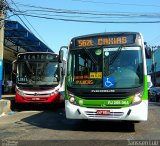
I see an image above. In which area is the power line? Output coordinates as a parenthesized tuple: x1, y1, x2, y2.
(71, 0, 160, 8)
(15, 3, 160, 17)
(8, 1, 160, 45)
(7, 2, 160, 23)
(151, 39, 160, 45)
(12, 11, 160, 22)
(9, 2, 160, 20)
(148, 33, 160, 46)
(10, 10, 160, 22)
(13, 13, 160, 24)
(14, 9, 160, 18)
(9, 0, 49, 46)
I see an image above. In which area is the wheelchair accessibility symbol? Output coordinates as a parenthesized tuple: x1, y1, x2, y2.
(103, 77, 114, 88)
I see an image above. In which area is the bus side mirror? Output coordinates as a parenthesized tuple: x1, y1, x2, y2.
(147, 75, 153, 90)
(12, 60, 17, 74)
(59, 46, 68, 63)
(61, 67, 65, 76)
(145, 46, 151, 59)
(59, 50, 64, 63)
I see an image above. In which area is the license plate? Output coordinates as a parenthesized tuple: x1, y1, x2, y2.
(96, 110, 110, 115)
(32, 98, 40, 100)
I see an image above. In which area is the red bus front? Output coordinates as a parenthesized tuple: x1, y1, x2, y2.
(15, 85, 64, 103)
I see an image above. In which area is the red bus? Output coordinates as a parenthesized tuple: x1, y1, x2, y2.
(12, 52, 65, 104)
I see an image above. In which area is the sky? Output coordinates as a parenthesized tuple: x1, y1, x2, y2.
(7, 0, 160, 54)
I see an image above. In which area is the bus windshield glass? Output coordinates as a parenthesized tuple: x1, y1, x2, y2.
(67, 46, 143, 89)
(17, 61, 59, 86)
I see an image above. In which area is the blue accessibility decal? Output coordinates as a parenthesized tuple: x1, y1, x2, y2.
(103, 77, 114, 88)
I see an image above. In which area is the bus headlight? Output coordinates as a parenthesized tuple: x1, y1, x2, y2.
(16, 89, 25, 96)
(68, 91, 78, 105)
(50, 90, 58, 96)
(69, 97, 75, 103)
(131, 91, 143, 106)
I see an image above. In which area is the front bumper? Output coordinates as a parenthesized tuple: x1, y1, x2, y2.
(65, 100, 148, 121)
(15, 93, 62, 103)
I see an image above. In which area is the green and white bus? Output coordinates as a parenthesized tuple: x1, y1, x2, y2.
(59, 32, 151, 122)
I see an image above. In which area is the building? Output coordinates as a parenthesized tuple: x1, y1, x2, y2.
(147, 48, 160, 86)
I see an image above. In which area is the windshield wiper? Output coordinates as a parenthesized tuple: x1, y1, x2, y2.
(25, 61, 33, 74)
(108, 46, 123, 65)
(82, 47, 97, 65)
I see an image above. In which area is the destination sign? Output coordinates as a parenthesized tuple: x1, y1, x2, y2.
(17, 53, 58, 61)
(75, 35, 135, 47)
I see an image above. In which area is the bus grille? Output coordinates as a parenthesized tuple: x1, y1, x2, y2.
(25, 93, 50, 96)
(85, 111, 124, 119)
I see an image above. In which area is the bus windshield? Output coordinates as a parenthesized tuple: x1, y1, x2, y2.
(17, 61, 59, 86)
(67, 46, 143, 89)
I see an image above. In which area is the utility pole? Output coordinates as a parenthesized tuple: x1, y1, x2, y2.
(0, 0, 5, 99)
